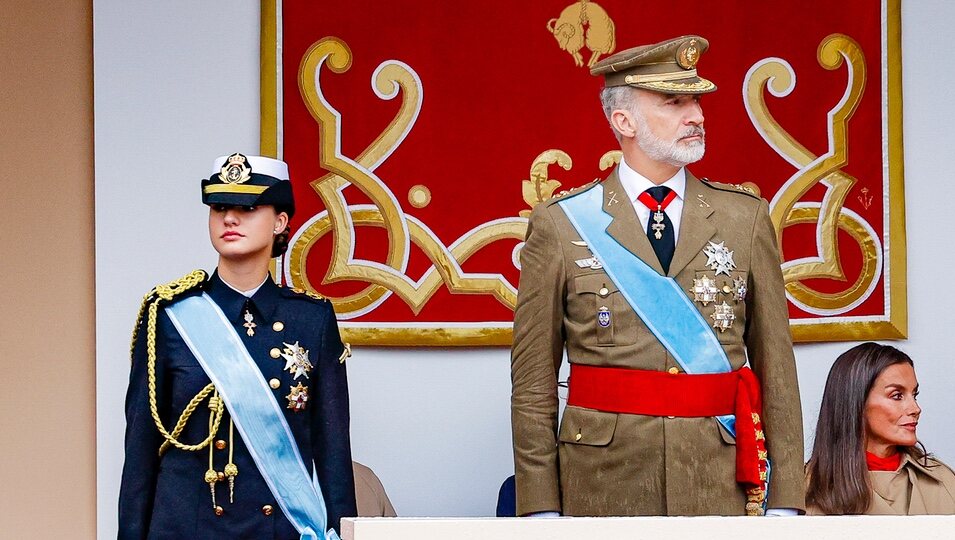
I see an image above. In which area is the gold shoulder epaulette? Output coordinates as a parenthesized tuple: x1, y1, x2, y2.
(289, 287, 327, 302)
(701, 178, 761, 199)
(131, 269, 208, 358)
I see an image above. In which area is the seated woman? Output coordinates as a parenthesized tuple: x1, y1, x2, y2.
(806, 342, 955, 514)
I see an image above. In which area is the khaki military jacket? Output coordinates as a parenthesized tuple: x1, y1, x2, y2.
(511, 170, 804, 516)
(808, 455, 955, 515)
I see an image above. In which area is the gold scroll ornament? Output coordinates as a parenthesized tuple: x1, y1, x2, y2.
(287, 37, 526, 336)
(744, 33, 882, 316)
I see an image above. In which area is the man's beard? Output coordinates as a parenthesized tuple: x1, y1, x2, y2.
(632, 107, 706, 167)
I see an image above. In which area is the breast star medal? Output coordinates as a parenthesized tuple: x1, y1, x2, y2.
(280, 341, 313, 380)
(711, 301, 735, 332)
(597, 306, 612, 328)
(286, 382, 309, 412)
(703, 241, 737, 276)
(690, 275, 719, 305)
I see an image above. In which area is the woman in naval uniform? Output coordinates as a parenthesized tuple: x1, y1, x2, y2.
(806, 342, 955, 515)
(119, 153, 357, 539)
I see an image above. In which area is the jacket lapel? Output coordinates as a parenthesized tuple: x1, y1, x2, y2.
(667, 171, 716, 277)
(602, 170, 665, 275)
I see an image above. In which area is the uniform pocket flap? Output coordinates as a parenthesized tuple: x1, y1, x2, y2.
(573, 274, 618, 295)
(717, 418, 736, 445)
(558, 405, 617, 446)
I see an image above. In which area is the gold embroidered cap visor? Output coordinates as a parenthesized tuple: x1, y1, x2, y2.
(201, 153, 296, 217)
(590, 35, 717, 95)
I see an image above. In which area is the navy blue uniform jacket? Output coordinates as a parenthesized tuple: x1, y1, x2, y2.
(119, 272, 357, 539)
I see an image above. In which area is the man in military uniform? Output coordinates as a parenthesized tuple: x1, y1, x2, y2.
(511, 35, 805, 517)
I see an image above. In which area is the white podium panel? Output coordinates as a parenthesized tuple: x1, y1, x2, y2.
(342, 515, 955, 540)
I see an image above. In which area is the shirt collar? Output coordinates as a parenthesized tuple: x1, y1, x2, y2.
(206, 270, 282, 324)
(221, 274, 268, 298)
(617, 158, 687, 203)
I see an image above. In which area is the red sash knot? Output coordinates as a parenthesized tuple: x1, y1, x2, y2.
(567, 364, 769, 514)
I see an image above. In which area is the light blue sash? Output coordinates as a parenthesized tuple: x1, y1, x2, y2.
(557, 184, 737, 435)
(166, 293, 339, 540)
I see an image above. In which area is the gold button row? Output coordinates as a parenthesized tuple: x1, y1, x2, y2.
(212, 505, 274, 517)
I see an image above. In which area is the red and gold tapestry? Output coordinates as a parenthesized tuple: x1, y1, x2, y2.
(261, 0, 905, 345)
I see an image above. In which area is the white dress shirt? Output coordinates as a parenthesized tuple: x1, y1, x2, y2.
(221, 274, 268, 298)
(617, 159, 686, 243)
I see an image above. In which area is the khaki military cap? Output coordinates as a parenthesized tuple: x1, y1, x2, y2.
(590, 35, 717, 94)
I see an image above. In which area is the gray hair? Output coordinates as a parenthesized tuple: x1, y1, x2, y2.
(599, 86, 640, 141)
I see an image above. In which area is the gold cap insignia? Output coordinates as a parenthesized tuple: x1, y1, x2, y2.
(218, 153, 252, 184)
(677, 39, 700, 69)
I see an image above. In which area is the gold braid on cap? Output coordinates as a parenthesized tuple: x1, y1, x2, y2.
(129, 270, 225, 456)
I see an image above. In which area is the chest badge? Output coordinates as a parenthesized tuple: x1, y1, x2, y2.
(286, 382, 309, 412)
(703, 241, 737, 276)
(733, 275, 748, 302)
(597, 306, 612, 327)
(575, 256, 603, 270)
(690, 275, 719, 306)
(242, 309, 256, 337)
(710, 301, 736, 332)
(280, 341, 313, 380)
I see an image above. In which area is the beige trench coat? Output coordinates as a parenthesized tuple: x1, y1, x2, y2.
(808, 455, 955, 515)
(510, 170, 804, 516)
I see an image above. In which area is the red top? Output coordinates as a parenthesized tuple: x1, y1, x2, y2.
(866, 451, 901, 471)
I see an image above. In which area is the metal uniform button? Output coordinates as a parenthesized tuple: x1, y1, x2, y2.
(270, 347, 281, 359)
(214, 506, 224, 516)
(598, 287, 610, 297)
(666, 367, 678, 418)
(216, 471, 225, 482)
(575, 433, 582, 442)
(272, 321, 284, 332)
(262, 504, 274, 516)
(269, 378, 281, 389)
(215, 439, 227, 450)
(722, 285, 733, 294)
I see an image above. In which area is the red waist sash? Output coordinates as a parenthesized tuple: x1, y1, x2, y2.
(567, 364, 768, 493)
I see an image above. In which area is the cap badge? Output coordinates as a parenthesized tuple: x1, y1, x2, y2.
(677, 39, 700, 70)
(219, 153, 252, 184)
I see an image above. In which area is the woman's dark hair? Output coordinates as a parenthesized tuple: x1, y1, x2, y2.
(806, 342, 925, 514)
(271, 225, 291, 258)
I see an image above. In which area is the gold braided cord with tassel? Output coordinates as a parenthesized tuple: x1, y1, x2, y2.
(127, 270, 229, 456)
